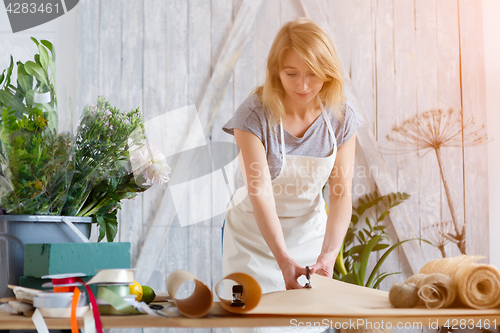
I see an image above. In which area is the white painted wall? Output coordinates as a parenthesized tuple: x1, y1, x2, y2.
(0, 5, 77, 131)
(483, 0, 500, 268)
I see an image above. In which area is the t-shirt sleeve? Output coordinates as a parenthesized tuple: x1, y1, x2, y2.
(222, 96, 265, 143)
(336, 101, 363, 147)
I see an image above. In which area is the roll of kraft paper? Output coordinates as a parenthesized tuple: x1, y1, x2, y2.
(166, 270, 214, 318)
(420, 255, 500, 309)
(215, 272, 262, 314)
(166, 270, 262, 318)
(405, 273, 457, 309)
(166, 270, 396, 318)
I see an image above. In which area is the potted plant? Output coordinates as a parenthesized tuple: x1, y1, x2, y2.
(0, 38, 170, 297)
(332, 191, 427, 288)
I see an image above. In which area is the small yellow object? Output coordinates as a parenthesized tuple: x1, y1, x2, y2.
(129, 280, 143, 302)
(141, 286, 156, 304)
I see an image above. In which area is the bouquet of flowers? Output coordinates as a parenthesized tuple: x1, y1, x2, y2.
(0, 38, 170, 241)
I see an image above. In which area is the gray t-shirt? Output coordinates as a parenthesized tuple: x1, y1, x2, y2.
(223, 93, 363, 188)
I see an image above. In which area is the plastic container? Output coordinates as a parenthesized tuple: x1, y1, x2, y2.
(0, 215, 92, 298)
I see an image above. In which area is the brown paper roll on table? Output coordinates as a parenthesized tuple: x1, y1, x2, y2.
(1, 271, 500, 330)
(420, 255, 500, 309)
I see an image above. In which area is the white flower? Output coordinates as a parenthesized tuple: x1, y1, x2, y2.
(130, 143, 171, 186)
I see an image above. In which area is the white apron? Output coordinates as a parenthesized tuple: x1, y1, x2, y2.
(222, 103, 338, 296)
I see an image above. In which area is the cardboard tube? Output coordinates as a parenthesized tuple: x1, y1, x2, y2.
(166, 270, 213, 318)
(166, 270, 262, 317)
(215, 272, 262, 314)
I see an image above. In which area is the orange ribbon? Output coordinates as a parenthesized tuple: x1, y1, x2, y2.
(70, 287, 81, 333)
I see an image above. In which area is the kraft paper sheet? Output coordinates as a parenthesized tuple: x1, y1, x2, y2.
(166, 270, 500, 318)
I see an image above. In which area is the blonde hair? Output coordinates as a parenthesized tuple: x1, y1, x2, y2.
(253, 17, 345, 130)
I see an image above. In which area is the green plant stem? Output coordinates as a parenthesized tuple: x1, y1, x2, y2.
(359, 235, 383, 286)
(77, 198, 98, 216)
(83, 204, 103, 217)
(79, 196, 113, 217)
(335, 242, 348, 277)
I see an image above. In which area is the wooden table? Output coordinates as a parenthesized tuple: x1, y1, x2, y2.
(2, 275, 500, 330)
(1, 303, 500, 330)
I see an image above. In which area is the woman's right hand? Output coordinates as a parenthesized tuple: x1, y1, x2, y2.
(279, 257, 307, 290)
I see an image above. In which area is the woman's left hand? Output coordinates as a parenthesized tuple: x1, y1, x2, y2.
(309, 253, 337, 277)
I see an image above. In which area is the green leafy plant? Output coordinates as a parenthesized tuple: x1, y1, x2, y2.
(333, 191, 422, 288)
(0, 106, 72, 215)
(0, 38, 71, 215)
(62, 97, 150, 241)
(0, 38, 171, 242)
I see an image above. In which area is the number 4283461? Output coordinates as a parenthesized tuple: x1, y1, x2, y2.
(443, 319, 497, 330)
(6, 2, 60, 14)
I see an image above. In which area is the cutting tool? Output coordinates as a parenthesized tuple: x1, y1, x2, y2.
(304, 266, 312, 288)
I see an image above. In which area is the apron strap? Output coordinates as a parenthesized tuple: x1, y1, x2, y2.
(318, 96, 338, 153)
(279, 117, 286, 158)
(318, 96, 336, 139)
(321, 109, 335, 138)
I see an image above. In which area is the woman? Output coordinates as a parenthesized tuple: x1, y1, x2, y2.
(222, 18, 362, 294)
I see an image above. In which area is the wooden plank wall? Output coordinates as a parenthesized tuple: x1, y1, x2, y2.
(76, 1, 488, 333)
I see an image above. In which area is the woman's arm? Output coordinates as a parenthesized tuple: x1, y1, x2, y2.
(234, 128, 306, 289)
(310, 133, 357, 277)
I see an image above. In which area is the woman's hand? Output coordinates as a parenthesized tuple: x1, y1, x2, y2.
(309, 252, 337, 278)
(279, 257, 307, 290)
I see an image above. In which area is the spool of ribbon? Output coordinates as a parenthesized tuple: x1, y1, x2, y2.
(87, 269, 138, 317)
(41, 274, 85, 293)
(95, 285, 168, 317)
(95, 285, 140, 315)
(33, 282, 89, 333)
(38, 273, 102, 333)
(36, 305, 90, 318)
(88, 269, 166, 317)
(33, 291, 87, 308)
(87, 269, 134, 285)
(32, 307, 95, 333)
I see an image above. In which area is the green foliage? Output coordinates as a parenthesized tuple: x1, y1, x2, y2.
(62, 97, 148, 241)
(0, 38, 153, 242)
(333, 191, 419, 288)
(0, 38, 69, 215)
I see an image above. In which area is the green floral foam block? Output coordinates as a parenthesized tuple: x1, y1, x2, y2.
(24, 242, 131, 278)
